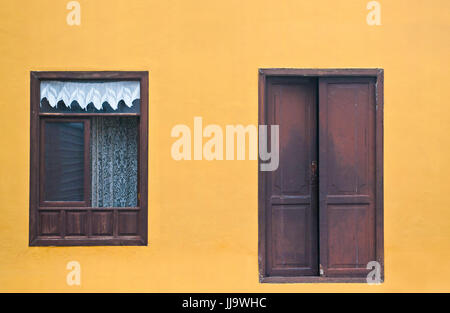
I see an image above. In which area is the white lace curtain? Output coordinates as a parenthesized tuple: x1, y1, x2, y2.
(40, 81, 140, 111)
(91, 117, 138, 207)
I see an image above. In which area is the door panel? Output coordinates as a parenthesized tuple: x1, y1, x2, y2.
(319, 78, 376, 277)
(266, 77, 318, 276)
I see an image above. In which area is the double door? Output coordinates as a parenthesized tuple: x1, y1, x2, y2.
(263, 76, 377, 278)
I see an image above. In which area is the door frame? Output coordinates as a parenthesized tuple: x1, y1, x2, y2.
(258, 68, 384, 283)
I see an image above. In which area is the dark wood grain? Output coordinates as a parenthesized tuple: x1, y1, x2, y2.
(319, 77, 376, 278)
(260, 276, 367, 283)
(29, 72, 40, 245)
(259, 68, 381, 77)
(258, 70, 267, 280)
(258, 69, 384, 283)
(32, 71, 147, 80)
(265, 77, 318, 277)
(375, 70, 384, 281)
(139, 72, 149, 245)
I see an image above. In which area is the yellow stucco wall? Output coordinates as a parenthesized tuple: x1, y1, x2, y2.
(0, 0, 449, 292)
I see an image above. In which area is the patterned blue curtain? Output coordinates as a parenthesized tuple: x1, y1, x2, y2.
(91, 117, 138, 207)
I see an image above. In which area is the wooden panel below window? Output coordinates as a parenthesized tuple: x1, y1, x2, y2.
(36, 208, 141, 242)
(119, 211, 139, 235)
(39, 211, 60, 236)
(91, 211, 114, 236)
(65, 211, 88, 236)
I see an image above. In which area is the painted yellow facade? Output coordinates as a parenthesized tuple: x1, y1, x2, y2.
(0, 0, 449, 292)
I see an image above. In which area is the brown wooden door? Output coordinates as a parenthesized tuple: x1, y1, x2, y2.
(318, 77, 377, 277)
(265, 77, 319, 276)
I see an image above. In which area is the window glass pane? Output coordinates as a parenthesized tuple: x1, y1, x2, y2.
(91, 117, 138, 207)
(44, 122, 85, 201)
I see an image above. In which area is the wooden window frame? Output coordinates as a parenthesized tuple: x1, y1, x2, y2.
(29, 71, 149, 246)
(258, 68, 384, 283)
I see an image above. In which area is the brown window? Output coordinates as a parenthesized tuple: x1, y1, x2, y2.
(258, 69, 384, 283)
(30, 71, 148, 246)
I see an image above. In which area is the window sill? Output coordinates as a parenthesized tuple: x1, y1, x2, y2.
(260, 276, 383, 284)
(29, 236, 147, 246)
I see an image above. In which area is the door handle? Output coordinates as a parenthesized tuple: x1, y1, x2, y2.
(311, 161, 318, 183)
(311, 161, 317, 176)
